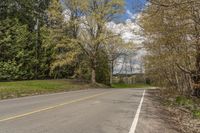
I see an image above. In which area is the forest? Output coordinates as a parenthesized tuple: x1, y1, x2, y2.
(0, 0, 127, 85)
(1, 0, 200, 97)
(140, 0, 200, 97)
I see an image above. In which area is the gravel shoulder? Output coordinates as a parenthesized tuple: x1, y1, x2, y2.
(136, 90, 180, 133)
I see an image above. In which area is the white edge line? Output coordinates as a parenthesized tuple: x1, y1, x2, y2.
(129, 90, 146, 133)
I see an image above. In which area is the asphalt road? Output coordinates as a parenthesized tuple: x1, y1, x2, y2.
(0, 89, 179, 133)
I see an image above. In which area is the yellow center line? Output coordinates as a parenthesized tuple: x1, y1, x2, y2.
(0, 91, 110, 122)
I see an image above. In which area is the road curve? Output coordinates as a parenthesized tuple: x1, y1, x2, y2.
(0, 89, 178, 133)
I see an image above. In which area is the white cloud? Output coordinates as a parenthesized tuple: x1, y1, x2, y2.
(126, 10, 138, 20)
(106, 13, 144, 44)
(106, 13, 146, 74)
(63, 9, 71, 22)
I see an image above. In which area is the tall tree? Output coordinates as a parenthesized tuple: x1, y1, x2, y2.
(49, 0, 83, 78)
(52, 0, 124, 83)
(77, 0, 124, 83)
(140, 0, 200, 96)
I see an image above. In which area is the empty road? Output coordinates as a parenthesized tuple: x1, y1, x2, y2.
(0, 89, 178, 133)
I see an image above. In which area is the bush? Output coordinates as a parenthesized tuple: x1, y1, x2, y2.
(175, 96, 193, 106)
(96, 56, 110, 85)
(193, 110, 200, 118)
(0, 61, 20, 80)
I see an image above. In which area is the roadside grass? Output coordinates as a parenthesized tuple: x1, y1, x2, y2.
(175, 96, 200, 119)
(111, 83, 152, 89)
(156, 90, 200, 133)
(193, 110, 200, 118)
(0, 80, 97, 100)
(163, 95, 200, 119)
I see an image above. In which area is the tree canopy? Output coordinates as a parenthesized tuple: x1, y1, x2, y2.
(0, 0, 127, 85)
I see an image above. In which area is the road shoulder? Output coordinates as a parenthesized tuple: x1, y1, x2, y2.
(136, 89, 180, 133)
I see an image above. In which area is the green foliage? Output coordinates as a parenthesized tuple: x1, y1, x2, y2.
(0, 18, 29, 61)
(175, 96, 198, 113)
(75, 58, 91, 81)
(0, 18, 34, 80)
(96, 51, 110, 85)
(174, 96, 200, 119)
(0, 0, 124, 85)
(193, 110, 200, 118)
(175, 96, 194, 106)
(0, 61, 20, 80)
(0, 0, 54, 80)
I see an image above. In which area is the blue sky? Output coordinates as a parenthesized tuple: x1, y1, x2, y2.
(122, 0, 147, 20)
(61, 0, 147, 22)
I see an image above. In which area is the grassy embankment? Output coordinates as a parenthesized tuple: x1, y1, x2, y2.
(0, 80, 106, 100)
(164, 96, 200, 119)
(112, 83, 151, 88)
(0, 80, 152, 100)
(161, 93, 200, 133)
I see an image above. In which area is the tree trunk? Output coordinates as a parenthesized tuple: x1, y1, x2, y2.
(91, 67, 96, 84)
(91, 56, 97, 84)
(193, 25, 200, 97)
(35, 17, 39, 79)
(109, 61, 113, 86)
(196, 52, 200, 73)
